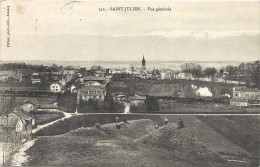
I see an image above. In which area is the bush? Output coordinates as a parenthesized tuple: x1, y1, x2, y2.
(130, 104, 146, 113)
(145, 96, 159, 111)
(56, 94, 77, 111)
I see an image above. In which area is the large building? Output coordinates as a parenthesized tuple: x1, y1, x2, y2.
(77, 85, 106, 103)
(230, 87, 260, 107)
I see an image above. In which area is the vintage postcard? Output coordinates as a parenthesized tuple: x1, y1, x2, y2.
(0, 0, 259, 166)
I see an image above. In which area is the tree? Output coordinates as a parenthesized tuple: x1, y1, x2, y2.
(103, 95, 115, 111)
(204, 67, 217, 82)
(52, 63, 58, 68)
(225, 65, 237, 82)
(219, 69, 224, 76)
(181, 63, 202, 80)
(251, 61, 260, 89)
(145, 96, 159, 111)
(191, 67, 202, 80)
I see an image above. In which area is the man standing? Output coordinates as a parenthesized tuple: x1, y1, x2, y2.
(115, 116, 119, 123)
(164, 117, 168, 125)
(178, 118, 185, 129)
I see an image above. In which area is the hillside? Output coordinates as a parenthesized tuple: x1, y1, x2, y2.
(23, 117, 255, 167)
(159, 115, 251, 157)
(137, 124, 224, 162)
(197, 115, 260, 156)
(26, 120, 198, 167)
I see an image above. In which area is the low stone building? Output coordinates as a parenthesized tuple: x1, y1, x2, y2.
(230, 87, 260, 107)
(129, 95, 146, 106)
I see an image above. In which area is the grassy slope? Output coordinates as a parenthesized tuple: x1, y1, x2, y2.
(34, 113, 64, 125)
(27, 117, 255, 167)
(137, 124, 224, 162)
(197, 115, 260, 156)
(28, 120, 197, 167)
(35, 114, 163, 136)
(158, 102, 260, 113)
(159, 115, 251, 157)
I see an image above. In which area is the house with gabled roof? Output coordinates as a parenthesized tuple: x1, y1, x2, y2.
(0, 107, 35, 143)
(50, 82, 62, 93)
(9, 107, 36, 128)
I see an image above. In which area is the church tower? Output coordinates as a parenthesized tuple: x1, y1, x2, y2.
(142, 55, 146, 69)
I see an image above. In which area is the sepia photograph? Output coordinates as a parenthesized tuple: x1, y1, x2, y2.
(0, 0, 259, 166)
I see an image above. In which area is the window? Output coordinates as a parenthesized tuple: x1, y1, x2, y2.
(235, 94, 238, 97)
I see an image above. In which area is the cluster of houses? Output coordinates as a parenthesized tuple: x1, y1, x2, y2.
(0, 58, 231, 94)
(104, 57, 202, 80)
(74, 59, 150, 109)
(0, 67, 77, 93)
(109, 57, 180, 80)
(0, 98, 59, 144)
(70, 57, 260, 109)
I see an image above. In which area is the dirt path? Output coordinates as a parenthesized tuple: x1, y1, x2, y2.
(32, 111, 73, 134)
(11, 139, 36, 166)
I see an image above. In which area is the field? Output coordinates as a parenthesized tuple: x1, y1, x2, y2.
(33, 112, 65, 125)
(21, 114, 260, 167)
(157, 101, 260, 114)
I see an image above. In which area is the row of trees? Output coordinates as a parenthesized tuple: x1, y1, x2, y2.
(181, 63, 217, 81)
(224, 61, 260, 88)
(77, 95, 160, 113)
(0, 62, 77, 72)
(181, 61, 260, 88)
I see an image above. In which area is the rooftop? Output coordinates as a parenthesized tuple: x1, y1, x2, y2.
(129, 95, 146, 100)
(79, 85, 106, 92)
(83, 76, 105, 81)
(20, 98, 39, 106)
(234, 87, 260, 92)
(12, 107, 34, 120)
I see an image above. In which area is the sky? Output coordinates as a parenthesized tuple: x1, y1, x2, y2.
(1, 1, 260, 61)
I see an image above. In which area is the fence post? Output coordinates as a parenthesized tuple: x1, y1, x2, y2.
(3, 150, 4, 166)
